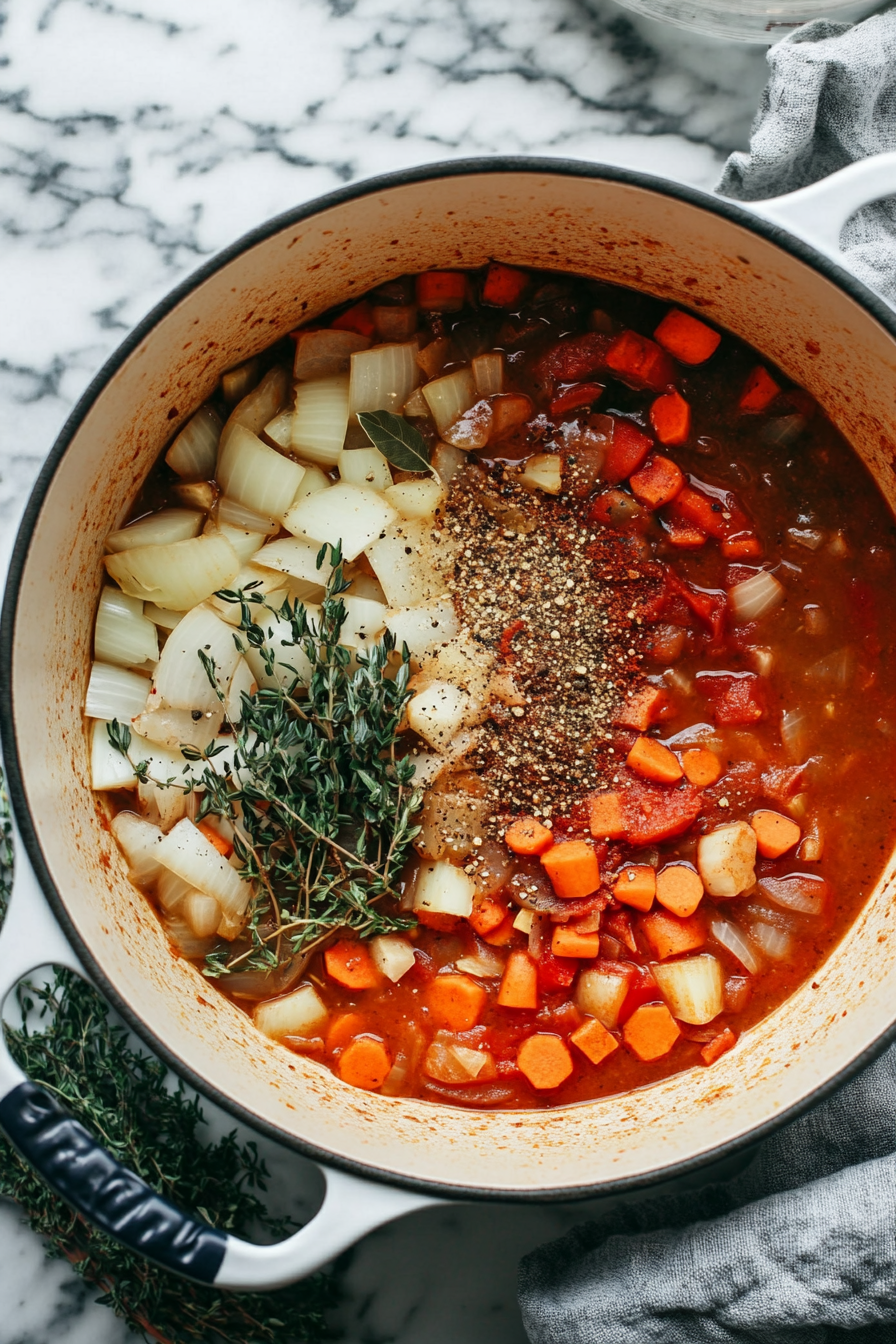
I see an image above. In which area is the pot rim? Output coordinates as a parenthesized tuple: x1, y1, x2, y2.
(3, 155, 896, 1204)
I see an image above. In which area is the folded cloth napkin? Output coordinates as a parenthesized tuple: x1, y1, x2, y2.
(519, 20, 896, 1341)
(718, 14, 896, 304)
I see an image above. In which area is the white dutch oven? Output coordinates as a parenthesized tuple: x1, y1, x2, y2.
(3, 155, 896, 1291)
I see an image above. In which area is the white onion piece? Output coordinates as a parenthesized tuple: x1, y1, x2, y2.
(164, 914, 216, 958)
(284, 483, 397, 562)
(518, 453, 562, 495)
(758, 874, 826, 916)
(291, 375, 350, 466)
(204, 520, 268, 563)
(414, 860, 475, 917)
(156, 868, 192, 912)
(132, 705, 225, 752)
(339, 595, 388, 649)
(384, 479, 446, 520)
(432, 442, 468, 485)
(709, 915, 762, 975)
(106, 510, 204, 554)
(805, 646, 856, 690)
(165, 405, 222, 479)
(182, 891, 223, 939)
(263, 411, 293, 451)
(225, 657, 256, 725)
(407, 681, 473, 750)
(110, 811, 165, 885)
(291, 462, 332, 501)
(369, 934, 416, 983)
(294, 329, 370, 381)
(156, 818, 251, 922)
(576, 968, 630, 1030)
(217, 424, 305, 521)
(145, 603, 183, 631)
(217, 495, 278, 535)
(150, 603, 243, 712)
(696, 822, 757, 897)
(94, 587, 159, 668)
(349, 341, 418, 415)
(781, 707, 812, 762)
(250, 537, 335, 588)
(218, 366, 290, 456)
(221, 358, 260, 405)
(366, 521, 446, 607)
(254, 984, 328, 1040)
(105, 532, 240, 611)
(207, 562, 291, 626)
(455, 947, 505, 979)
(749, 921, 792, 961)
(245, 609, 317, 689)
(728, 570, 785, 622)
(85, 662, 150, 722)
(338, 447, 393, 492)
(653, 955, 723, 1025)
(90, 720, 138, 790)
(422, 369, 477, 435)
(423, 1037, 492, 1084)
(472, 352, 504, 397)
(385, 596, 460, 661)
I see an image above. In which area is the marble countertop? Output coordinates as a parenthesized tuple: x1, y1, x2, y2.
(0, 2, 772, 1339)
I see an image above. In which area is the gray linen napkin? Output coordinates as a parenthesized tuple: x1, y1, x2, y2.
(519, 20, 896, 1340)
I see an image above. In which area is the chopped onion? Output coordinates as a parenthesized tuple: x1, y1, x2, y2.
(442, 400, 493, 450)
(422, 369, 477, 435)
(423, 1034, 494, 1084)
(339, 594, 387, 648)
(217, 495, 278, 535)
(455, 946, 505, 978)
(369, 934, 416, 983)
(403, 387, 429, 417)
(697, 822, 757, 897)
(432, 442, 468, 485)
(105, 532, 240, 611)
(173, 481, 216, 512)
(419, 632, 494, 703)
(728, 570, 785, 622)
(145, 603, 183, 631)
(294, 329, 370, 381)
(205, 520, 268, 563)
(218, 366, 290, 456)
(94, 587, 159, 668)
(806, 646, 855, 689)
(417, 787, 487, 861)
(284, 482, 397, 563)
(110, 811, 165, 885)
(472, 352, 504, 397)
(163, 914, 216, 958)
(512, 907, 534, 935)
(709, 915, 762, 975)
(292, 374, 350, 465)
(414, 860, 475, 917)
(221, 357, 260, 405)
(749, 921, 792, 961)
(652, 954, 723, 1025)
(366, 521, 447, 607)
(576, 967, 631, 1030)
(225, 657, 256, 725)
(254, 984, 328, 1041)
(133, 705, 225, 752)
(217, 424, 305, 521)
(787, 526, 825, 551)
(802, 604, 828, 637)
(207, 563, 290, 625)
(758, 873, 826, 916)
(263, 411, 293, 451)
(150, 603, 242, 712)
(518, 453, 562, 495)
(85, 661, 151, 722)
(338, 447, 393, 492)
(750, 646, 774, 677)
(165, 405, 222, 480)
(106, 509, 204, 554)
(385, 596, 460, 661)
(407, 681, 473, 751)
(292, 462, 332, 501)
(761, 413, 806, 447)
(251, 536, 335, 590)
(156, 868, 192, 912)
(384, 479, 446, 520)
(781, 707, 812, 761)
(349, 341, 418, 415)
(156, 817, 251, 922)
(182, 891, 223, 939)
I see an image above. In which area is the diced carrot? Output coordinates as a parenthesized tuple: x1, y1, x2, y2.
(425, 974, 487, 1031)
(622, 778, 702, 847)
(468, 894, 509, 937)
(331, 301, 376, 337)
(415, 270, 467, 312)
(196, 820, 232, 858)
(570, 1017, 619, 1067)
(681, 747, 722, 788)
(481, 913, 517, 946)
(650, 390, 692, 446)
(338, 1036, 392, 1090)
(663, 514, 708, 549)
(602, 418, 653, 483)
(629, 454, 685, 510)
(613, 864, 656, 912)
(505, 815, 555, 856)
(482, 261, 529, 307)
(416, 910, 463, 932)
(324, 939, 380, 990)
(671, 484, 760, 558)
(700, 1026, 737, 1066)
(722, 535, 763, 559)
(653, 310, 721, 365)
(655, 864, 704, 918)
(614, 685, 672, 732)
(623, 1003, 681, 1061)
(641, 909, 706, 960)
(751, 809, 801, 858)
(589, 791, 627, 840)
(551, 925, 601, 958)
(549, 382, 603, 419)
(739, 365, 780, 413)
(626, 736, 683, 784)
(497, 949, 539, 1009)
(517, 1034, 574, 1089)
(700, 671, 765, 726)
(326, 1011, 366, 1054)
(606, 330, 675, 392)
(541, 840, 601, 899)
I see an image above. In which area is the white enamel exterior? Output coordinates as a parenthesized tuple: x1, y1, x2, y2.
(7, 164, 896, 1223)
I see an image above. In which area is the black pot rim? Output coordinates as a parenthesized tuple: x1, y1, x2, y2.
(3, 154, 896, 1207)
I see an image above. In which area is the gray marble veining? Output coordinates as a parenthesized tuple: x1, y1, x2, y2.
(0, 0, 770, 1338)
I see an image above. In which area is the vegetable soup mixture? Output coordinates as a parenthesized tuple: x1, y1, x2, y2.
(88, 263, 896, 1109)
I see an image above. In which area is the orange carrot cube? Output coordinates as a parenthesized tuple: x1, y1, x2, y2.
(623, 1003, 681, 1061)
(739, 366, 780, 413)
(750, 809, 801, 858)
(505, 815, 554, 855)
(655, 864, 704, 918)
(468, 894, 509, 937)
(641, 910, 706, 960)
(649, 390, 692, 446)
(415, 271, 467, 312)
(551, 925, 601, 958)
(629, 454, 685, 509)
(541, 840, 601, 899)
(425, 974, 487, 1031)
(482, 262, 529, 307)
(324, 939, 380, 990)
(626, 736, 683, 784)
(681, 747, 722, 788)
(653, 310, 721, 365)
(613, 864, 656, 912)
(497, 949, 538, 1009)
(589, 791, 628, 840)
(338, 1036, 392, 1090)
(570, 1017, 619, 1067)
(517, 1034, 574, 1089)
(614, 685, 671, 732)
(700, 1026, 737, 1066)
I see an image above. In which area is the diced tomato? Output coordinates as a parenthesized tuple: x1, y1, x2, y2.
(482, 262, 529, 307)
(603, 908, 637, 953)
(698, 671, 766, 725)
(549, 382, 604, 419)
(331, 301, 376, 337)
(670, 479, 760, 558)
(661, 514, 708, 549)
(619, 965, 659, 1022)
(533, 333, 611, 391)
(662, 568, 727, 644)
(536, 948, 578, 994)
(416, 271, 468, 312)
(602, 418, 654, 484)
(620, 776, 703, 846)
(606, 330, 675, 392)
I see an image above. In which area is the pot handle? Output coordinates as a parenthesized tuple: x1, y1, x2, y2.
(741, 151, 896, 261)
(0, 801, 440, 1289)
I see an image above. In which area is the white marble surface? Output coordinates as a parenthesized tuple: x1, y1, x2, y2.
(0, 1, 773, 1339)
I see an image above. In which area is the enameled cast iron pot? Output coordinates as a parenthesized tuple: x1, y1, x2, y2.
(4, 154, 896, 1291)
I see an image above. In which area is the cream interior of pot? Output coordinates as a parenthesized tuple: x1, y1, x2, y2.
(12, 171, 896, 1196)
